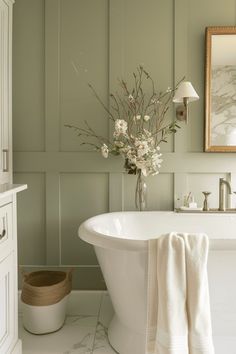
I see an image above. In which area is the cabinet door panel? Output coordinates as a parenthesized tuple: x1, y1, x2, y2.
(0, 203, 13, 258)
(0, 252, 15, 353)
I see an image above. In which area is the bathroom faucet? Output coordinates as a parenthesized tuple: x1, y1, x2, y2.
(219, 178, 232, 211)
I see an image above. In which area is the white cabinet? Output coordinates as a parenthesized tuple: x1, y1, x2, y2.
(0, 191, 26, 354)
(0, 0, 26, 354)
(0, 202, 13, 256)
(0, 252, 15, 354)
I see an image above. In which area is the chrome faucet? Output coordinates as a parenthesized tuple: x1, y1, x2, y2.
(219, 178, 232, 211)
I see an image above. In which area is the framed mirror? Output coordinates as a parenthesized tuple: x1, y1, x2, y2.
(205, 26, 236, 152)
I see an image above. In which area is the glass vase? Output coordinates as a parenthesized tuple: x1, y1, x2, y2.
(135, 170, 147, 211)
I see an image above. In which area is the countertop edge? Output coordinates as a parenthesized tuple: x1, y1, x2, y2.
(0, 184, 27, 198)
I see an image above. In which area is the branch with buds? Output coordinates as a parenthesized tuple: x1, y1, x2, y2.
(66, 66, 183, 176)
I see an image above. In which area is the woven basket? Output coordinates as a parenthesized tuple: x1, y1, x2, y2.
(21, 269, 72, 306)
(21, 269, 73, 334)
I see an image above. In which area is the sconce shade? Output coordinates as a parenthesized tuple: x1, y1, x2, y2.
(173, 81, 199, 103)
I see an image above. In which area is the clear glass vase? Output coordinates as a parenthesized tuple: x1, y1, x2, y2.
(135, 170, 147, 211)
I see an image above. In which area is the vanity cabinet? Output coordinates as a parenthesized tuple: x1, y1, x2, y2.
(0, 0, 27, 353)
(0, 251, 15, 354)
(0, 192, 26, 354)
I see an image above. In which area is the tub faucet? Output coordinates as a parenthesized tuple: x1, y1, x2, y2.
(219, 178, 232, 211)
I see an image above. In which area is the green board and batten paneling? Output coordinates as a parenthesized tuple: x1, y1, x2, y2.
(13, 0, 236, 289)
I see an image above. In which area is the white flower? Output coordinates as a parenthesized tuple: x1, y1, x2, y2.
(120, 145, 130, 153)
(166, 87, 172, 93)
(151, 170, 160, 176)
(115, 119, 128, 135)
(144, 115, 150, 122)
(133, 115, 141, 121)
(143, 129, 152, 137)
(114, 141, 124, 148)
(126, 148, 134, 157)
(101, 144, 109, 158)
(151, 98, 161, 105)
(152, 152, 163, 168)
(135, 140, 149, 157)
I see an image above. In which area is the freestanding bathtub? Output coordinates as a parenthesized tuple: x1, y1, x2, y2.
(78, 211, 236, 354)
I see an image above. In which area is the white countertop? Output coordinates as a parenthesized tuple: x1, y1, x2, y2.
(0, 183, 27, 198)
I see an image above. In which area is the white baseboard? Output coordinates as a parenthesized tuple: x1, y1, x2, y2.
(18, 290, 107, 316)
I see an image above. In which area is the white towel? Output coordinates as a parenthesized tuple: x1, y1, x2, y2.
(146, 232, 214, 354)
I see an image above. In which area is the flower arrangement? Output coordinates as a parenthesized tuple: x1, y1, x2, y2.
(66, 66, 181, 178)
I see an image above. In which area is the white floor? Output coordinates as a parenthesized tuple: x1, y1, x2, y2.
(19, 291, 236, 354)
(19, 292, 117, 354)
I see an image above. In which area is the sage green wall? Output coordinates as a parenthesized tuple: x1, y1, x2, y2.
(13, 0, 236, 289)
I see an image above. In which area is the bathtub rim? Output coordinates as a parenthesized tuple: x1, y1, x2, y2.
(78, 211, 149, 251)
(78, 211, 175, 251)
(78, 211, 236, 251)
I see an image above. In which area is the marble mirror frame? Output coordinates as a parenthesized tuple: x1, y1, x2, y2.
(205, 26, 236, 152)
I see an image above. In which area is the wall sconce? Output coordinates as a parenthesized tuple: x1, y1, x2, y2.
(173, 81, 199, 123)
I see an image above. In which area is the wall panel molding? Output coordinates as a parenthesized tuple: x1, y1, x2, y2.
(173, 0, 189, 152)
(45, 172, 61, 265)
(109, 173, 124, 212)
(14, 151, 236, 173)
(13, 0, 236, 289)
(45, 0, 60, 152)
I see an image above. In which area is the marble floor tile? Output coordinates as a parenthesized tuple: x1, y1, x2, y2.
(92, 323, 117, 354)
(19, 315, 97, 354)
(19, 293, 236, 354)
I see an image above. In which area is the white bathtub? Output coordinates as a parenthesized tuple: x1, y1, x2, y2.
(78, 211, 236, 354)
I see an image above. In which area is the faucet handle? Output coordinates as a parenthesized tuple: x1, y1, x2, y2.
(202, 191, 211, 195)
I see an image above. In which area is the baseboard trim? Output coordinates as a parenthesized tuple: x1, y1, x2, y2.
(18, 290, 108, 316)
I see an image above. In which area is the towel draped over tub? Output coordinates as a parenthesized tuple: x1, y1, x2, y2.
(146, 232, 215, 354)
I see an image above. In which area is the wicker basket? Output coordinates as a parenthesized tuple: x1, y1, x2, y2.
(21, 269, 72, 334)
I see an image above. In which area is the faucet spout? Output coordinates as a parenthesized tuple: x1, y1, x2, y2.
(219, 178, 232, 211)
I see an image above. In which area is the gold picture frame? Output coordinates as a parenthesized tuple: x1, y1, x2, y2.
(205, 26, 236, 152)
